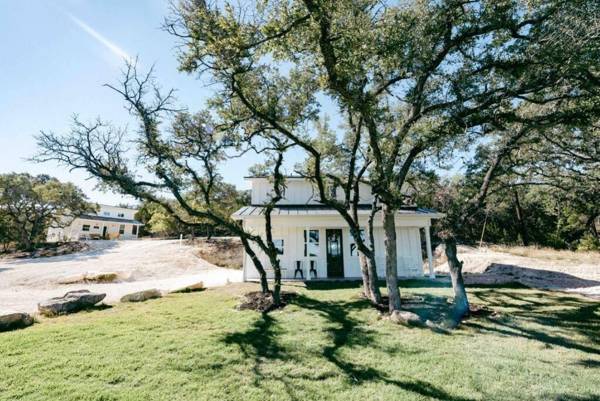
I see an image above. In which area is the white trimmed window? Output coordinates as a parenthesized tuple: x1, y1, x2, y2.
(119, 225, 125, 234)
(82, 224, 90, 232)
(274, 239, 284, 255)
(303, 229, 319, 257)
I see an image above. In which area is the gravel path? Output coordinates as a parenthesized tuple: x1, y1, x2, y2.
(0, 240, 242, 314)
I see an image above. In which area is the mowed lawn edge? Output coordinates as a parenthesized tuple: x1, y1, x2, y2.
(0, 281, 598, 401)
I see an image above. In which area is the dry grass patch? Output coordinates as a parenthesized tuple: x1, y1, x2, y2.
(192, 237, 243, 269)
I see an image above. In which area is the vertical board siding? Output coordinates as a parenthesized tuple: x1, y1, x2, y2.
(250, 179, 374, 205)
(243, 222, 425, 280)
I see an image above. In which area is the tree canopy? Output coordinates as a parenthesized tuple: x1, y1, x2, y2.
(0, 173, 93, 250)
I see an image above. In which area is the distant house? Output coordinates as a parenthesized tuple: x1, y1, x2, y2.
(47, 204, 143, 242)
(232, 177, 443, 281)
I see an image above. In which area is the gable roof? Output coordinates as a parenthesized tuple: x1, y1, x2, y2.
(78, 214, 143, 225)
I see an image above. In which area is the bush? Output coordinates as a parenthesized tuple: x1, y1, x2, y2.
(577, 234, 600, 251)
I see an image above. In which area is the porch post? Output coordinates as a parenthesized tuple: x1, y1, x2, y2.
(305, 226, 311, 281)
(425, 225, 435, 279)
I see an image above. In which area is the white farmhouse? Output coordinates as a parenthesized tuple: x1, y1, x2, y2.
(47, 204, 143, 242)
(232, 177, 443, 281)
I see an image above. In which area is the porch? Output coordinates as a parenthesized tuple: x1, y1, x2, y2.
(240, 222, 436, 282)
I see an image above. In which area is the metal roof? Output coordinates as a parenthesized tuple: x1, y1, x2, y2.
(78, 214, 143, 225)
(232, 205, 443, 219)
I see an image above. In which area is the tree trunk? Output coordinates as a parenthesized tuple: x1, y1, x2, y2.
(268, 253, 282, 306)
(366, 252, 382, 304)
(513, 190, 529, 246)
(358, 252, 371, 298)
(20, 229, 33, 251)
(240, 236, 270, 295)
(444, 237, 470, 321)
(358, 251, 382, 305)
(382, 203, 401, 312)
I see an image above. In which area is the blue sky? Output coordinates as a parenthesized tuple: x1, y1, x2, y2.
(0, 0, 270, 205)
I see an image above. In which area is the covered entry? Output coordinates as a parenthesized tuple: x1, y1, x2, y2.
(326, 229, 344, 278)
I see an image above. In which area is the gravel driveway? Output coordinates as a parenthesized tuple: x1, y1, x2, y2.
(0, 240, 242, 314)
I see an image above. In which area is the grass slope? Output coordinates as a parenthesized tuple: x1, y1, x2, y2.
(0, 281, 598, 401)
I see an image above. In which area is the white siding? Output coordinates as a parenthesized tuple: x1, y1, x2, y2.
(97, 205, 137, 220)
(250, 178, 374, 205)
(242, 219, 424, 280)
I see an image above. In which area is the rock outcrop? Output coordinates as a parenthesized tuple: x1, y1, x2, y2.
(38, 290, 106, 317)
(120, 289, 162, 303)
(389, 310, 423, 326)
(0, 313, 34, 332)
(170, 282, 205, 294)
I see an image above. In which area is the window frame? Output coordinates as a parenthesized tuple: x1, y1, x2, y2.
(118, 224, 125, 235)
(303, 229, 320, 257)
(274, 239, 284, 255)
(82, 224, 90, 232)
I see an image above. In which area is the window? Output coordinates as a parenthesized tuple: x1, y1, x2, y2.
(82, 224, 90, 232)
(93, 225, 100, 230)
(117, 213, 125, 218)
(274, 239, 284, 255)
(103, 212, 110, 216)
(119, 225, 125, 235)
(132, 225, 138, 235)
(303, 229, 320, 257)
(350, 229, 366, 256)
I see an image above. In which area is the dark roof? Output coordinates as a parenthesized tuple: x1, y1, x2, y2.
(78, 214, 143, 225)
(232, 205, 442, 218)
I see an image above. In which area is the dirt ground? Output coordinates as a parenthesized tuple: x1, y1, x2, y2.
(434, 245, 600, 299)
(191, 237, 243, 269)
(1, 239, 598, 315)
(0, 239, 242, 314)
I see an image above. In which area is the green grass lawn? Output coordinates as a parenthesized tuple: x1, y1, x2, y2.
(1, 280, 599, 401)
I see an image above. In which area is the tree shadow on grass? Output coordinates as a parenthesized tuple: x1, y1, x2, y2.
(290, 294, 474, 401)
(221, 292, 474, 401)
(551, 394, 600, 401)
(465, 289, 600, 355)
(574, 359, 600, 368)
(222, 313, 287, 386)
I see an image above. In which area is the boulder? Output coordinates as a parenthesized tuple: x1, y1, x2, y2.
(170, 282, 205, 294)
(389, 310, 423, 326)
(38, 290, 106, 317)
(0, 313, 34, 332)
(120, 289, 162, 303)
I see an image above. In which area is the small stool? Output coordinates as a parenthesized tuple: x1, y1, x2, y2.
(294, 260, 304, 279)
